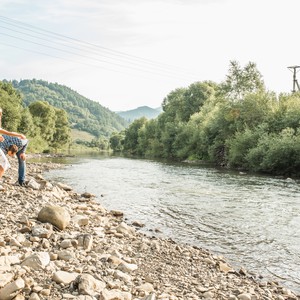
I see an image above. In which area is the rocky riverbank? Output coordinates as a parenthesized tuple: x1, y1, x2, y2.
(0, 159, 299, 300)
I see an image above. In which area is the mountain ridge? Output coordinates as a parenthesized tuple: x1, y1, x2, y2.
(116, 105, 162, 123)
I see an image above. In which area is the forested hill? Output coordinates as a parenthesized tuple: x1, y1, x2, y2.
(11, 79, 129, 137)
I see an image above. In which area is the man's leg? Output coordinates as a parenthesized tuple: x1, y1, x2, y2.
(16, 152, 26, 185)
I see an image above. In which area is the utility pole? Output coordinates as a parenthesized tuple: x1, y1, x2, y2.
(287, 65, 300, 92)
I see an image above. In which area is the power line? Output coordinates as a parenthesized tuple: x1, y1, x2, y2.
(0, 40, 188, 83)
(0, 20, 183, 75)
(0, 32, 196, 79)
(0, 15, 200, 80)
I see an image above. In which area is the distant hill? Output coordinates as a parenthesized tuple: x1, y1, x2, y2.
(117, 106, 162, 122)
(11, 79, 129, 137)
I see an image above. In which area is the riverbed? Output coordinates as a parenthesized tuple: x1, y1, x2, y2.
(40, 153, 300, 292)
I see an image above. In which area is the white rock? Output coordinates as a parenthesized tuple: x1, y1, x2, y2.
(51, 186, 69, 199)
(0, 278, 25, 300)
(142, 294, 156, 300)
(21, 252, 50, 270)
(238, 294, 252, 300)
(116, 222, 135, 236)
(203, 291, 214, 298)
(0, 273, 14, 288)
(56, 182, 73, 191)
(60, 239, 73, 249)
(137, 283, 154, 293)
(72, 215, 89, 226)
(78, 234, 93, 251)
(32, 225, 52, 238)
(29, 293, 40, 300)
(9, 238, 22, 247)
(27, 178, 40, 190)
(58, 250, 75, 261)
(52, 271, 78, 285)
(0, 256, 20, 266)
(118, 262, 138, 273)
(100, 288, 132, 300)
(77, 274, 106, 296)
(113, 270, 132, 283)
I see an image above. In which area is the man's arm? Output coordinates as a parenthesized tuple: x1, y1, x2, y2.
(0, 128, 26, 140)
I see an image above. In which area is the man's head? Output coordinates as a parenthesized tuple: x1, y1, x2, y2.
(7, 144, 18, 157)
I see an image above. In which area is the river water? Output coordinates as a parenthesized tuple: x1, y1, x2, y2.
(41, 153, 300, 293)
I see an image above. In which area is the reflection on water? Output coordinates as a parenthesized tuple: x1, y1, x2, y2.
(41, 153, 300, 293)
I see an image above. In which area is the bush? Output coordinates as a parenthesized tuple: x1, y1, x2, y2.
(246, 128, 300, 176)
(226, 126, 267, 169)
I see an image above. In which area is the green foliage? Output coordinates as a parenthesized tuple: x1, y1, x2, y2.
(269, 92, 300, 132)
(17, 108, 36, 137)
(226, 126, 267, 168)
(0, 81, 23, 131)
(161, 81, 216, 123)
(12, 79, 128, 137)
(75, 136, 109, 150)
(246, 128, 300, 176)
(26, 134, 49, 153)
(119, 60, 300, 177)
(136, 119, 163, 157)
(28, 101, 56, 142)
(0, 81, 72, 152)
(52, 108, 71, 150)
(110, 132, 125, 152)
(220, 61, 265, 100)
(71, 129, 96, 142)
(123, 117, 147, 154)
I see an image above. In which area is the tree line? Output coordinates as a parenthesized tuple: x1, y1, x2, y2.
(111, 61, 300, 177)
(0, 81, 70, 152)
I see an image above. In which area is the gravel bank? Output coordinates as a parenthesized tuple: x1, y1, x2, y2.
(0, 159, 299, 300)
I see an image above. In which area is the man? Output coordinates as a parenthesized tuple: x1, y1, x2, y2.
(0, 135, 29, 186)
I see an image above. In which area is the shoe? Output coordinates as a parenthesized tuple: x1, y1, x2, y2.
(14, 181, 27, 187)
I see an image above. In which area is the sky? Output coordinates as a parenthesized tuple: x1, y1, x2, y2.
(0, 0, 299, 111)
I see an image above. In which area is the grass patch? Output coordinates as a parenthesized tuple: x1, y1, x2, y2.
(71, 129, 96, 142)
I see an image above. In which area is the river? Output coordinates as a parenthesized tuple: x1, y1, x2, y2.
(40, 153, 300, 293)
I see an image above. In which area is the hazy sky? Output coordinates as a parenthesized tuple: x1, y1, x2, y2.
(0, 0, 299, 111)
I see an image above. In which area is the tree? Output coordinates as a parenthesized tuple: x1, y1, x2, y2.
(123, 117, 147, 154)
(110, 132, 124, 151)
(220, 61, 265, 101)
(28, 101, 56, 143)
(18, 108, 36, 137)
(0, 81, 23, 131)
(51, 108, 71, 150)
(180, 81, 217, 122)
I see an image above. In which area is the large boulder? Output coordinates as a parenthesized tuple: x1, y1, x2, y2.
(37, 205, 70, 230)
